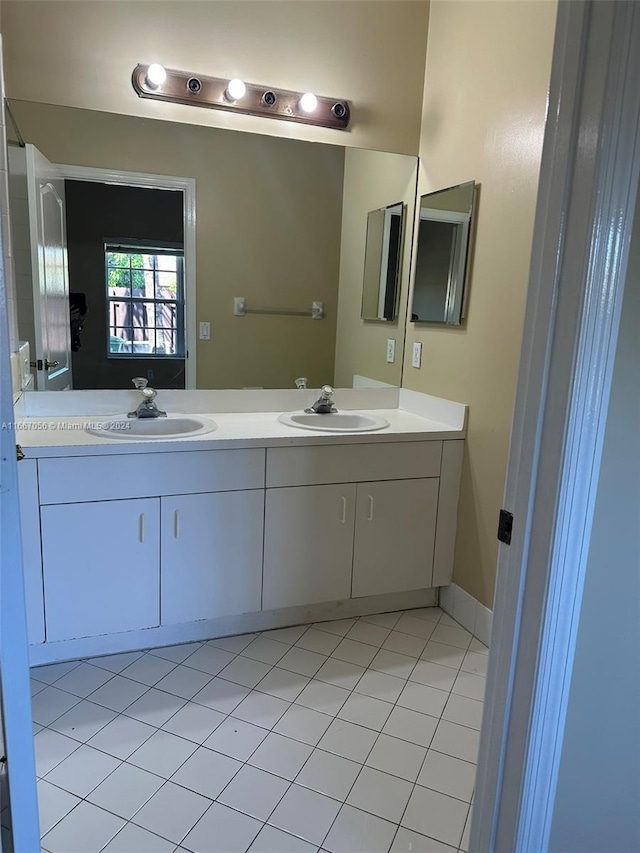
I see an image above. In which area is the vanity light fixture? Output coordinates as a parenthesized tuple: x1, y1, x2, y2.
(131, 64, 351, 130)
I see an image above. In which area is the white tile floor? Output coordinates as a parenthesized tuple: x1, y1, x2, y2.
(32, 607, 487, 853)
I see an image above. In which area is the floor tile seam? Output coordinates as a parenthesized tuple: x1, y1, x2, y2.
(47, 706, 138, 755)
(324, 800, 400, 853)
(42, 744, 128, 803)
(31, 659, 83, 686)
(237, 649, 290, 667)
(427, 746, 478, 768)
(40, 784, 139, 848)
(212, 759, 294, 826)
(412, 776, 475, 806)
(34, 725, 84, 776)
(394, 821, 470, 853)
(459, 663, 488, 676)
(93, 820, 173, 853)
(396, 777, 470, 851)
(416, 654, 465, 672)
(147, 643, 205, 664)
(358, 614, 402, 630)
(439, 711, 484, 734)
(314, 749, 407, 852)
(160, 703, 230, 744)
(406, 670, 461, 693)
(150, 658, 225, 683)
(32, 690, 85, 728)
(36, 780, 86, 840)
(85, 763, 169, 826)
(81, 672, 160, 715)
(125, 778, 214, 849)
(118, 653, 183, 685)
(58, 660, 155, 699)
(250, 681, 308, 704)
(213, 659, 281, 690)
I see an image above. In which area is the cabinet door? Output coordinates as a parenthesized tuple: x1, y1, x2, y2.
(42, 498, 160, 641)
(352, 478, 439, 598)
(263, 484, 356, 610)
(161, 490, 264, 625)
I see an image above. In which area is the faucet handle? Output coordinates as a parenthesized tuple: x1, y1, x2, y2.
(132, 377, 148, 390)
(320, 384, 334, 399)
(295, 377, 308, 390)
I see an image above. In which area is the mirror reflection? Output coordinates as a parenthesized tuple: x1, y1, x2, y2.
(6, 100, 417, 391)
(361, 202, 404, 322)
(410, 181, 475, 326)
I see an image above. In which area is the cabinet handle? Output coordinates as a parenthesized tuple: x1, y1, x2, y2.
(138, 513, 145, 543)
(340, 496, 347, 524)
(367, 495, 374, 522)
(174, 509, 180, 539)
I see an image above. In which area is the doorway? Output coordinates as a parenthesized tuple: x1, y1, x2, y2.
(65, 180, 186, 390)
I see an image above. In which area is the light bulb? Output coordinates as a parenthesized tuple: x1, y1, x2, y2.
(146, 64, 167, 89)
(226, 78, 246, 101)
(299, 92, 318, 114)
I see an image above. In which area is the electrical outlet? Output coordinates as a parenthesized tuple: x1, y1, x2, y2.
(199, 321, 211, 340)
(412, 341, 422, 369)
(386, 338, 396, 363)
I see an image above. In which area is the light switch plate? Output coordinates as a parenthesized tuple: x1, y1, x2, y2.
(412, 341, 422, 368)
(199, 321, 211, 340)
(386, 338, 396, 363)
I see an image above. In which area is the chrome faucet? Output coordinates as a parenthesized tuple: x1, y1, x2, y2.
(306, 384, 337, 414)
(128, 377, 167, 418)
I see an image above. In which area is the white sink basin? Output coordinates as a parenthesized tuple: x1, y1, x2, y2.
(87, 415, 217, 440)
(278, 411, 389, 433)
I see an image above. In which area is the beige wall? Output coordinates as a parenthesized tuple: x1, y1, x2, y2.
(334, 148, 417, 387)
(403, 1, 557, 607)
(9, 101, 345, 389)
(2, 1, 429, 156)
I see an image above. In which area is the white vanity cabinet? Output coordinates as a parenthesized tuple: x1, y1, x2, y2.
(34, 448, 265, 644)
(263, 442, 451, 611)
(21, 434, 463, 662)
(161, 490, 264, 625)
(41, 498, 160, 641)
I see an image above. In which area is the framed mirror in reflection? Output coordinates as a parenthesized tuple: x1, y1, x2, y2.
(410, 181, 476, 326)
(361, 201, 404, 322)
(6, 99, 418, 392)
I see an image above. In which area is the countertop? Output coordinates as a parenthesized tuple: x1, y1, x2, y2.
(15, 408, 466, 459)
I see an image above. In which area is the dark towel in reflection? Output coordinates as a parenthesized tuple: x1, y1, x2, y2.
(70, 292, 87, 352)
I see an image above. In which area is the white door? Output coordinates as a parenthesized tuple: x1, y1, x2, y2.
(41, 499, 160, 641)
(263, 484, 356, 610)
(26, 144, 72, 390)
(161, 490, 264, 625)
(352, 478, 439, 598)
(0, 177, 40, 847)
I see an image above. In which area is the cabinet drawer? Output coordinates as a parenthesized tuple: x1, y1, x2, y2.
(38, 448, 265, 504)
(266, 441, 442, 488)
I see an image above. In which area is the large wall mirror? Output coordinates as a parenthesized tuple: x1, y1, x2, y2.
(361, 202, 404, 322)
(6, 100, 418, 392)
(410, 181, 476, 325)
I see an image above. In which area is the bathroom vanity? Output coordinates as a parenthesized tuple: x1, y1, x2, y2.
(15, 390, 466, 666)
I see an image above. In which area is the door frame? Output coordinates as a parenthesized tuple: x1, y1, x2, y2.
(472, 2, 640, 851)
(54, 165, 197, 389)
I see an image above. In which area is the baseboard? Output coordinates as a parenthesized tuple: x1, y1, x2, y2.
(438, 582, 493, 647)
(29, 587, 439, 667)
